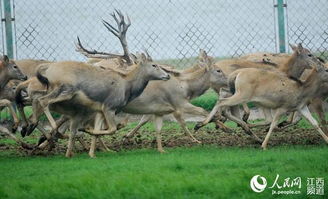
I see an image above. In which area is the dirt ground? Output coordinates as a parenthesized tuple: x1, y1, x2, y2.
(0, 124, 326, 156)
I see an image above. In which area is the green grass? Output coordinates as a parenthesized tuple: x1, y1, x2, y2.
(0, 146, 327, 199)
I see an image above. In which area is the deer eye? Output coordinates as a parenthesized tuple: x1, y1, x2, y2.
(216, 70, 221, 73)
(13, 65, 18, 69)
(152, 64, 157, 68)
(308, 54, 313, 57)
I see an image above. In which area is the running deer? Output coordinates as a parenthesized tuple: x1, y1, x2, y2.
(242, 51, 328, 130)
(34, 52, 169, 157)
(15, 59, 53, 78)
(206, 45, 328, 149)
(76, 9, 132, 67)
(0, 55, 27, 143)
(195, 44, 314, 133)
(74, 11, 230, 154)
(87, 50, 228, 155)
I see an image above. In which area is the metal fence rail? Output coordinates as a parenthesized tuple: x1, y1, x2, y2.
(0, 0, 327, 67)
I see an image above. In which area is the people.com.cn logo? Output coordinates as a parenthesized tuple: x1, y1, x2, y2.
(250, 175, 267, 193)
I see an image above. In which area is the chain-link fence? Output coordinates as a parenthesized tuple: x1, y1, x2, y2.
(0, 0, 327, 68)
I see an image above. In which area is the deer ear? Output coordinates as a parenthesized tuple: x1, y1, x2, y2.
(198, 58, 210, 71)
(144, 49, 153, 62)
(198, 49, 208, 60)
(140, 53, 147, 64)
(0, 55, 9, 67)
(289, 43, 297, 52)
(2, 55, 9, 63)
(129, 53, 138, 64)
(297, 43, 303, 50)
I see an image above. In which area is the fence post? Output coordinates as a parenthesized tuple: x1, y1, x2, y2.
(276, 0, 286, 53)
(2, 0, 14, 58)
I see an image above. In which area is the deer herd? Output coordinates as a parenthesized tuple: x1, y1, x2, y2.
(0, 10, 328, 158)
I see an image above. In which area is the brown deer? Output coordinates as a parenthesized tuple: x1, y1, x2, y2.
(206, 45, 328, 149)
(73, 11, 229, 154)
(34, 52, 169, 157)
(15, 59, 52, 78)
(84, 50, 228, 156)
(195, 44, 314, 133)
(242, 52, 328, 130)
(0, 55, 27, 143)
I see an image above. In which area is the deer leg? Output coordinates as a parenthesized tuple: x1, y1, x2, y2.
(98, 137, 114, 152)
(261, 109, 285, 150)
(194, 101, 221, 130)
(84, 108, 117, 136)
(180, 101, 229, 133)
(310, 98, 327, 133)
(0, 124, 33, 149)
(298, 105, 328, 143)
(65, 119, 82, 158)
(0, 125, 19, 142)
(124, 115, 152, 138)
(216, 94, 261, 142)
(76, 136, 89, 151)
(241, 103, 250, 122)
(222, 109, 261, 142)
(66, 132, 76, 158)
(154, 116, 165, 153)
(38, 85, 75, 108)
(37, 116, 69, 149)
(17, 104, 28, 134)
(173, 110, 201, 144)
(24, 99, 44, 137)
(0, 100, 19, 131)
(276, 112, 295, 128)
(89, 113, 103, 158)
(249, 108, 273, 127)
(116, 114, 129, 130)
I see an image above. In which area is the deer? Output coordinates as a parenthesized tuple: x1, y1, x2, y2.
(202, 44, 328, 149)
(195, 44, 315, 134)
(0, 55, 28, 144)
(73, 11, 230, 154)
(32, 50, 170, 157)
(7, 58, 54, 136)
(241, 51, 328, 130)
(15, 59, 53, 78)
(85, 50, 228, 155)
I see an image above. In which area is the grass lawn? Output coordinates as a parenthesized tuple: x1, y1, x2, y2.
(0, 145, 327, 199)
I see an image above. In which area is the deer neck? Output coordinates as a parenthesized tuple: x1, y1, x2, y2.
(184, 68, 210, 99)
(125, 66, 150, 103)
(282, 54, 306, 79)
(0, 70, 10, 90)
(298, 69, 321, 100)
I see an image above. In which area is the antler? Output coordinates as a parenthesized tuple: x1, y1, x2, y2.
(75, 9, 132, 64)
(75, 37, 123, 59)
(102, 9, 131, 64)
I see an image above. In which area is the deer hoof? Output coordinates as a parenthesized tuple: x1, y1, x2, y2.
(88, 153, 96, 158)
(158, 149, 166, 153)
(20, 126, 28, 137)
(261, 145, 268, 150)
(194, 123, 203, 131)
(65, 151, 74, 158)
(37, 136, 47, 146)
(26, 123, 38, 136)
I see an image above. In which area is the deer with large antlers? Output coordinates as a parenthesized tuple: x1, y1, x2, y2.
(34, 52, 170, 157)
(76, 10, 132, 65)
(75, 10, 230, 154)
